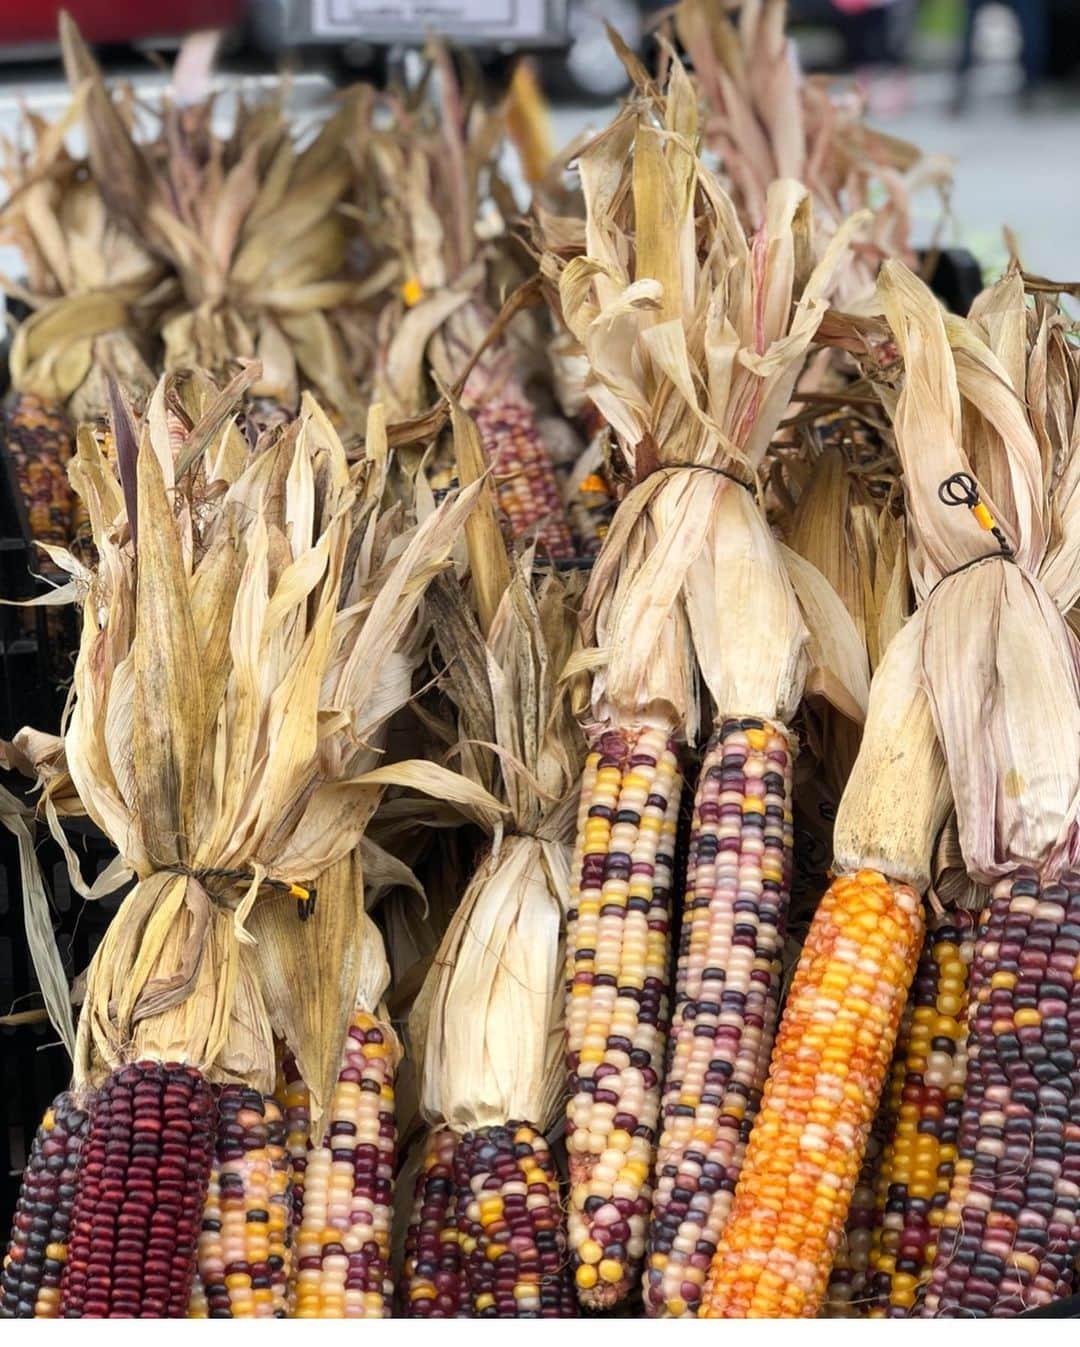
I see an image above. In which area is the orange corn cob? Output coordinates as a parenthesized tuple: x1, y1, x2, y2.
(701, 871, 924, 1319)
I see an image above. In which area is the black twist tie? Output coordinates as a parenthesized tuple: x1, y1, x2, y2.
(656, 463, 756, 494)
(928, 550, 1015, 599)
(162, 865, 317, 922)
(937, 470, 1015, 558)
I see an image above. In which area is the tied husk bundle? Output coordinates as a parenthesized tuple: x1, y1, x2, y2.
(670, 0, 951, 308)
(872, 261, 1080, 885)
(18, 368, 496, 1118)
(60, 16, 366, 424)
(544, 63, 868, 742)
(0, 95, 164, 417)
(410, 400, 585, 1134)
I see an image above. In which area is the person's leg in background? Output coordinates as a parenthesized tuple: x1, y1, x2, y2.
(952, 0, 985, 113)
(1012, 0, 1049, 103)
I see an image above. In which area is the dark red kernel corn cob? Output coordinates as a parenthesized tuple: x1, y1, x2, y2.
(59, 1060, 216, 1318)
(402, 1129, 466, 1317)
(920, 874, 1080, 1316)
(188, 1087, 291, 1318)
(1, 1092, 90, 1318)
(645, 717, 794, 1318)
(455, 1123, 575, 1317)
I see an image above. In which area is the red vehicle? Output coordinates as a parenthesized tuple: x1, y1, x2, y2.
(0, 0, 245, 56)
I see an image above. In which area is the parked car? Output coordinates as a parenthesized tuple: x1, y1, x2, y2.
(0, 0, 245, 58)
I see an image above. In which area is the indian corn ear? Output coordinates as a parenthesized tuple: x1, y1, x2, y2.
(1, 1093, 90, 1318)
(565, 726, 682, 1307)
(59, 1061, 216, 1318)
(2, 394, 74, 575)
(187, 1088, 291, 1319)
(866, 910, 974, 1316)
(402, 1129, 466, 1318)
(701, 871, 924, 1318)
(645, 717, 793, 1316)
(291, 1009, 399, 1319)
(454, 1123, 575, 1317)
(919, 875, 1080, 1316)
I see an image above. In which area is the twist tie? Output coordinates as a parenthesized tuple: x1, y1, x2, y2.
(656, 463, 755, 494)
(162, 865, 317, 922)
(931, 471, 1017, 598)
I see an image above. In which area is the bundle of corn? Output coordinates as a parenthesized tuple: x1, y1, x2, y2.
(406, 403, 584, 1317)
(365, 62, 574, 559)
(670, 0, 950, 307)
(2, 370, 489, 1318)
(869, 263, 1080, 1317)
(0, 101, 162, 578)
(541, 66, 867, 1314)
(60, 17, 366, 429)
(0, 1093, 90, 1318)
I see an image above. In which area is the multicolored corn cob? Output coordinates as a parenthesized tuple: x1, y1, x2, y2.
(867, 911, 974, 1316)
(2, 393, 74, 576)
(701, 871, 924, 1318)
(565, 466, 617, 558)
(645, 717, 794, 1317)
(454, 1123, 575, 1317)
(187, 1088, 291, 1318)
(402, 1129, 466, 1318)
(920, 873, 1080, 1317)
(59, 1061, 216, 1318)
(823, 1120, 891, 1317)
(1, 1093, 90, 1318)
(565, 725, 682, 1308)
(469, 394, 575, 560)
(291, 1009, 398, 1318)
(277, 1055, 310, 1248)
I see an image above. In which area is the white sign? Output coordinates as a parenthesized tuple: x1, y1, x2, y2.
(310, 0, 554, 41)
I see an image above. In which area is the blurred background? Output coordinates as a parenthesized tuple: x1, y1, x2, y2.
(0, 2, 1076, 292)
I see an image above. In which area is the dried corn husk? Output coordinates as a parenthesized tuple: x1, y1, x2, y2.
(59, 16, 365, 424)
(877, 261, 1080, 884)
(0, 107, 163, 415)
(21, 370, 497, 1104)
(410, 396, 585, 1134)
(549, 65, 867, 739)
(671, 0, 951, 307)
